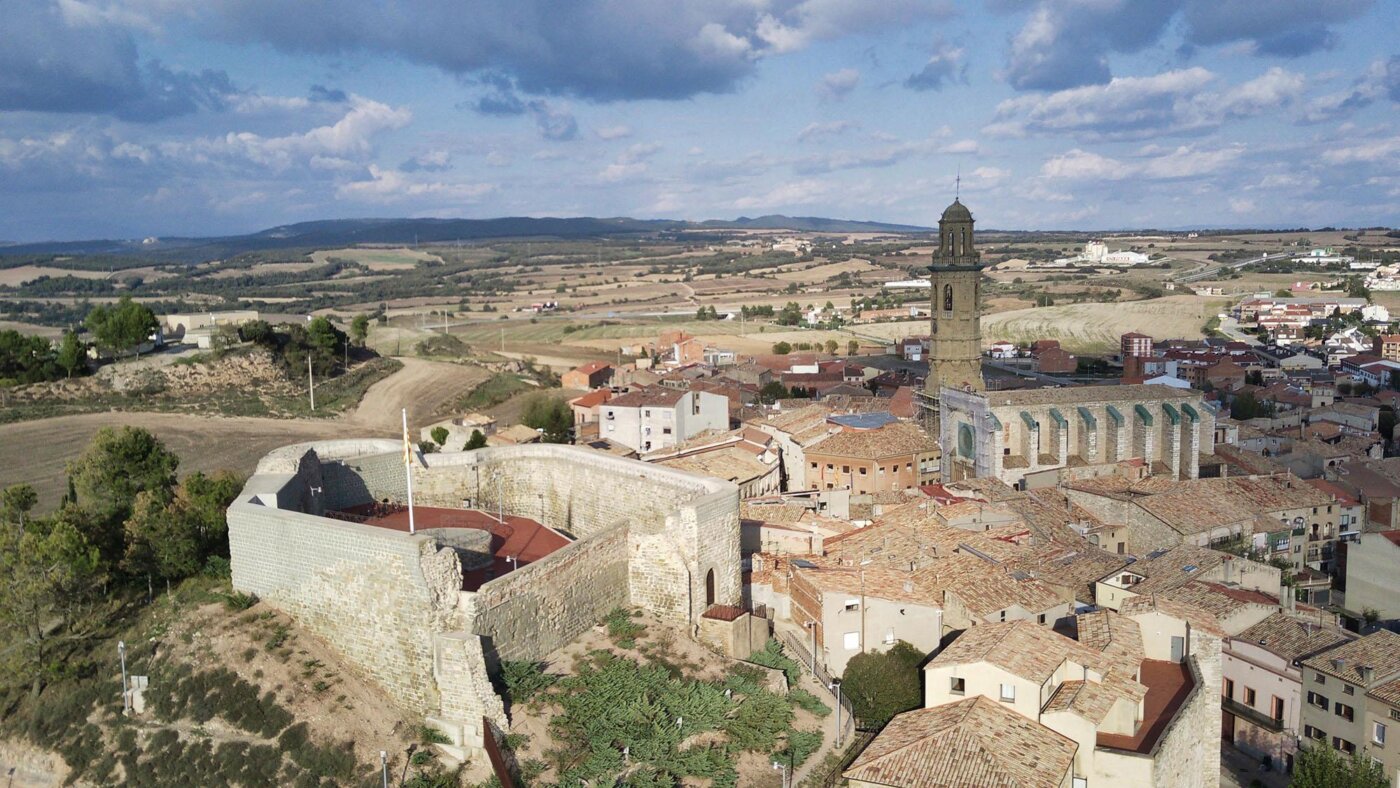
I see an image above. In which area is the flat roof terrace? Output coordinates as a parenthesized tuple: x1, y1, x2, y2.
(1095, 659, 1194, 755)
(329, 503, 572, 591)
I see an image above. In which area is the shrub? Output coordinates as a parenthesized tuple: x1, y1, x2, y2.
(748, 639, 800, 686)
(501, 660, 555, 704)
(723, 691, 793, 751)
(223, 591, 258, 611)
(604, 607, 645, 641)
(420, 726, 453, 745)
(788, 689, 831, 717)
(777, 729, 823, 767)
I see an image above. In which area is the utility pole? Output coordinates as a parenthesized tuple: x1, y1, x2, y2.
(308, 356, 316, 411)
(831, 680, 843, 748)
(500, 328, 505, 354)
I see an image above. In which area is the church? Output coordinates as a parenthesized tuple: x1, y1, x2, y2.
(918, 198, 1216, 489)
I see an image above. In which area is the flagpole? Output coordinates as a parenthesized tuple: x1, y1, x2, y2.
(403, 408, 417, 535)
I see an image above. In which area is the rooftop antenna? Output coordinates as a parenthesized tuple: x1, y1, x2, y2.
(955, 166, 961, 200)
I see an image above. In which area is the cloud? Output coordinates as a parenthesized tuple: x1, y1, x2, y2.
(1039, 143, 1243, 181)
(596, 125, 633, 140)
(818, 68, 860, 100)
(733, 178, 830, 210)
(1303, 56, 1400, 122)
(1004, 0, 1177, 91)
(1229, 198, 1255, 214)
(336, 164, 494, 203)
(1181, 0, 1372, 57)
(797, 121, 858, 141)
(905, 37, 966, 91)
(794, 134, 964, 174)
(0, 0, 237, 121)
(528, 101, 578, 141)
(160, 0, 948, 104)
(617, 142, 661, 164)
(309, 84, 348, 103)
(400, 149, 451, 172)
(1002, 0, 1371, 91)
(1322, 135, 1400, 166)
(987, 67, 1303, 141)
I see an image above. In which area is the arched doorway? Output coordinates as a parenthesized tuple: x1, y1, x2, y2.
(705, 569, 716, 607)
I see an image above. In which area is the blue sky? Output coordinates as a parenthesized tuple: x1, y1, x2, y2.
(1, 0, 1397, 241)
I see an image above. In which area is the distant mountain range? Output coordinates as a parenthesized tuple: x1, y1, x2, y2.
(0, 215, 934, 261)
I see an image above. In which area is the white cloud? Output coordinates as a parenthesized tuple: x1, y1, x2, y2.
(336, 164, 494, 202)
(818, 68, 860, 100)
(987, 67, 1303, 141)
(733, 178, 829, 210)
(1323, 135, 1400, 166)
(596, 125, 633, 140)
(1040, 149, 1127, 180)
(938, 139, 979, 154)
(1040, 143, 1243, 182)
(1229, 198, 1255, 214)
(797, 120, 857, 141)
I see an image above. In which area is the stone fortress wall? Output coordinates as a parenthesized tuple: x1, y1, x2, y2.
(227, 440, 741, 757)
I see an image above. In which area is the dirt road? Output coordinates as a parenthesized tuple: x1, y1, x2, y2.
(0, 357, 487, 511)
(344, 357, 489, 431)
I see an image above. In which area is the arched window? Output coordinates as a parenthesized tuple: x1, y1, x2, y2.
(705, 568, 716, 606)
(943, 284, 954, 312)
(961, 228, 968, 254)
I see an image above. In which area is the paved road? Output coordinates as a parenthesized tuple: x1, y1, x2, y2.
(1220, 743, 1289, 788)
(1217, 315, 1262, 346)
(1176, 252, 1292, 284)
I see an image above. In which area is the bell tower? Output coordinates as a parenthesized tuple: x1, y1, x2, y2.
(925, 198, 985, 396)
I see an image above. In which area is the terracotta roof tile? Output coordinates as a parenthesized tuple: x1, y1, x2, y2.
(844, 696, 1076, 788)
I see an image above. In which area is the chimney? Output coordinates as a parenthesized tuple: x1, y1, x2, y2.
(1361, 665, 1376, 685)
(1332, 657, 1346, 672)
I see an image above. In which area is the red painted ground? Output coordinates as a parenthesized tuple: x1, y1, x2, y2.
(333, 503, 571, 591)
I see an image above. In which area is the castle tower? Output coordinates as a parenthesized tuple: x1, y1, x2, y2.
(926, 198, 986, 395)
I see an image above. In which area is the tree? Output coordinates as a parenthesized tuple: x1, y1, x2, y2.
(776, 302, 803, 326)
(0, 330, 61, 385)
(84, 296, 158, 358)
(824, 339, 839, 354)
(55, 331, 87, 379)
(464, 430, 488, 450)
(0, 512, 103, 695)
(772, 342, 792, 355)
(67, 426, 179, 563)
(1292, 743, 1387, 788)
(842, 641, 925, 727)
(351, 314, 371, 347)
(239, 319, 275, 346)
(848, 340, 860, 356)
(521, 396, 575, 443)
(431, 426, 450, 447)
(0, 484, 37, 528)
(759, 381, 790, 404)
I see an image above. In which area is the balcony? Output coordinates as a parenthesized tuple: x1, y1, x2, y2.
(1223, 696, 1286, 734)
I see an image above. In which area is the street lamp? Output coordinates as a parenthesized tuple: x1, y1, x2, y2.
(379, 751, 388, 788)
(803, 620, 817, 673)
(772, 760, 789, 788)
(830, 679, 843, 748)
(507, 555, 519, 572)
(118, 640, 129, 713)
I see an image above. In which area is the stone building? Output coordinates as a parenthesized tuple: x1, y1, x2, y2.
(940, 384, 1216, 489)
(925, 198, 986, 396)
(227, 440, 741, 760)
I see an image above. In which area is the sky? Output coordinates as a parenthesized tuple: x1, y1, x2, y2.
(1, 0, 1398, 241)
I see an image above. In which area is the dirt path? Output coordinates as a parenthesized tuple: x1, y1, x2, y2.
(344, 357, 489, 431)
(1, 357, 488, 511)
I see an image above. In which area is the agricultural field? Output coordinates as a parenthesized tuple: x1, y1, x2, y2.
(982, 295, 1227, 353)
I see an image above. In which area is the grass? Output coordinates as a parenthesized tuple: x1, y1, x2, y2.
(455, 371, 535, 411)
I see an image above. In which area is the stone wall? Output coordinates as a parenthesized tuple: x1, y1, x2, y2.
(1151, 634, 1223, 788)
(228, 495, 462, 716)
(472, 525, 630, 661)
(228, 439, 743, 755)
